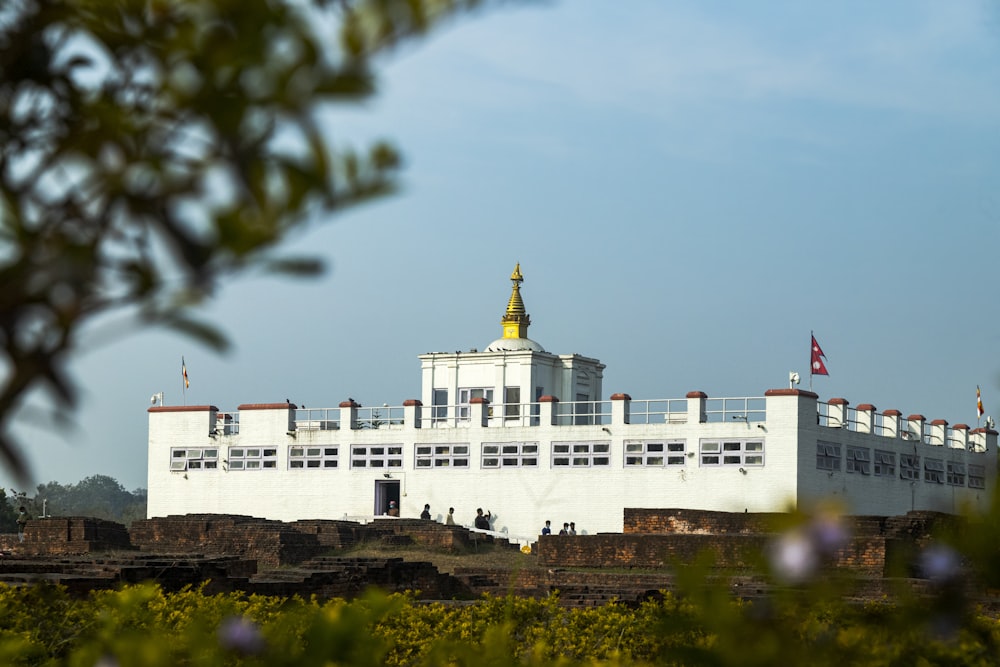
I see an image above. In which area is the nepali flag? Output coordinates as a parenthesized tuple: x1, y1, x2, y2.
(810, 335, 829, 376)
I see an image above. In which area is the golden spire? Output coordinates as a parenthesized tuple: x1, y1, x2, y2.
(501, 263, 530, 339)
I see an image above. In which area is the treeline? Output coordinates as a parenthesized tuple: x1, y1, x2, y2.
(1, 475, 147, 531)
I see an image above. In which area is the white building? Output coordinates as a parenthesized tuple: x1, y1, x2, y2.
(148, 265, 997, 541)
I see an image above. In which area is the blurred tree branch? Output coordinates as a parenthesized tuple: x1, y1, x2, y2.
(0, 0, 485, 481)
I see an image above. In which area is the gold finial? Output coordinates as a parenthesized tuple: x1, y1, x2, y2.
(501, 263, 530, 339)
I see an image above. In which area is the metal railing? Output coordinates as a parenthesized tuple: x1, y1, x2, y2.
(628, 399, 688, 424)
(294, 408, 340, 431)
(703, 397, 765, 423)
(554, 400, 611, 426)
(214, 412, 240, 435)
(487, 403, 542, 427)
(353, 406, 405, 430)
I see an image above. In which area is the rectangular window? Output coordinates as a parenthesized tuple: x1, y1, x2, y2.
(552, 441, 611, 467)
(624, 440, 686, 467)
(574, 394, 594, 425)
(900, 453, 920, 481)
(288, 445, 338, 470)
(350, 444, 403, 469)
(432, 389, 448, 423)
(415, 443, 469, 468)
(458, 388, 493, 421)
(846, 446, 871, 475)
(482, 442, 538, 468)
(170, 447, 219, 472)
(816, 441, 841, 471)
(504, 386, 521, 419)
(969, 464, 986, 489)
(701, 440, 764, 467)
(924, 458, 945, 484)
(874, 450, 896, 477)
(227, 446, 276, 471)
(947, 461, 965, 486)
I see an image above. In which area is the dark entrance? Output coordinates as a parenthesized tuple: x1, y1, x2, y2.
(374, 479, 401, 516)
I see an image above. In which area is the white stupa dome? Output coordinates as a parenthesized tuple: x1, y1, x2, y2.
(485, 337, 545, 352)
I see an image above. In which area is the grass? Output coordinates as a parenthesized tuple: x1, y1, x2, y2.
(338, 540, 541, 575)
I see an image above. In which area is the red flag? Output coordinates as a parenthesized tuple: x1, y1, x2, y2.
(810, 335, 828, 376)
(977, 385, 984, 419)
(182, 357, 190, 389)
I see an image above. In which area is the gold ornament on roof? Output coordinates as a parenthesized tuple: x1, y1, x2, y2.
(501, 263, 530, 339)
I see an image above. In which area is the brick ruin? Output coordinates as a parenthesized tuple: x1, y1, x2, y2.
(0, 509, 983, 608)
(538, 508, 958, 576)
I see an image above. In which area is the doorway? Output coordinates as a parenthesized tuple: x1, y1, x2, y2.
(374, 479, 401, 516)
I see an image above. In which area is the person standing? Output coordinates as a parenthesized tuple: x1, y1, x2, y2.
(445, 507, 456, 525)
(420, 504, 431, 520)
(16, 506, 28, 543)
(558, 522, 569, 535)
(568, 522, 577, 535)
(541, 520, 552, 535)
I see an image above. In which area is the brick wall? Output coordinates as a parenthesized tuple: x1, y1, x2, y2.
(0, 533, 18, 551)
(129, 515, 326, 569)
(555, 509, 961, 575)
(128, 515, 514, 569)
(625, 508, 789, 535)
(538, 533, 769, 569)
(20, 518, 133, 556)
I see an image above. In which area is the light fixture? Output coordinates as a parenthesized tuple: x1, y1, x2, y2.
(286, 430, 296, 437)
(738, 467, 747, 475)
(383, 473, 392, 479)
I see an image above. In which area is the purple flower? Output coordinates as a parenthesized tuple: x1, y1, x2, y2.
(768, 531, 819, 584)
(218, 616, 265, 655)
(808, 513, 850, 556)
(919, 544, 962, 584)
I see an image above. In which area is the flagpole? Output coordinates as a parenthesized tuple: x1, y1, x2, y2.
(809, 330, 813, 392)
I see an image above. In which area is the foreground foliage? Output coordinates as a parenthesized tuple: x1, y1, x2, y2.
(0, 0, 485, 481)
(0, 577, 997, 666)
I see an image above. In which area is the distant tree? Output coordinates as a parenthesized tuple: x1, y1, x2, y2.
(35, 475, 147, 525)
(0, 0, 487, 482)
(0, 488, 19, 532)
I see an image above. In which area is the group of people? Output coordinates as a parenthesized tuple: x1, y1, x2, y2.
(541, 520, 576, 535)
(412, 504, 493, 531)
(390, 503, 579, 536)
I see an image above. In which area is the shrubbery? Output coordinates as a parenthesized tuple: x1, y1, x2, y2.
(0, 576, 997, 666)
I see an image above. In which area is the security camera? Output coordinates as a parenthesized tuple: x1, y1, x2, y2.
(150, 395, 157, 405)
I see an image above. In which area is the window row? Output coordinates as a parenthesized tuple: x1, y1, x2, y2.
(170, 439, 767, 471)
(170, 447, 277, 471)
(699, 439, 764, 467)
(815, 442, 985, 488)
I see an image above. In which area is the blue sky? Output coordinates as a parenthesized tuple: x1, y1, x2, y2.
(7, 0, 1000, 493)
